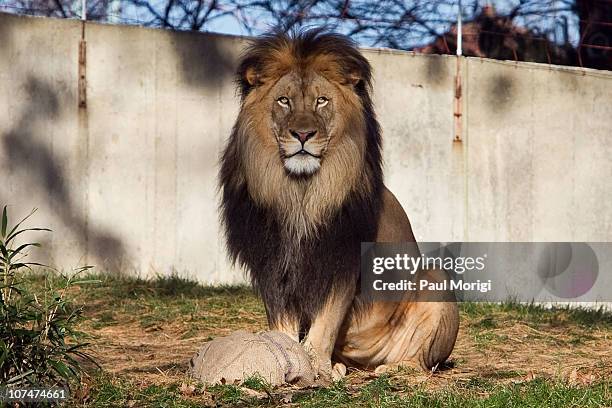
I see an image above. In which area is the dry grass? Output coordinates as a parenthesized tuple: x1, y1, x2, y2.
(26, 273, 611, 406)
(81, 308, 612, 390)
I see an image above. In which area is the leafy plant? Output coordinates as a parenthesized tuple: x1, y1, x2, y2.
(0, 206, 98, 387)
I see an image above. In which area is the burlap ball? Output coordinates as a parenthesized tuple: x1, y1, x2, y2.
(189, 330, 315, 387)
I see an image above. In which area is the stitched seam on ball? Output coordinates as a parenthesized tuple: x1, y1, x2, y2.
(261, 332, 294, 377)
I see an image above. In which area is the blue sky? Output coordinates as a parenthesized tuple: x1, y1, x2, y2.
(0, 0, 580, 48)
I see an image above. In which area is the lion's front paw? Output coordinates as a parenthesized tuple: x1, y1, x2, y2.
(374, 360, 420, 375)
(302, 340, 333, 385)
(332, 362, 347, 381)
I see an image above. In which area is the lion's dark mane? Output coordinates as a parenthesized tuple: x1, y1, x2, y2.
(219, 29, 383, 333)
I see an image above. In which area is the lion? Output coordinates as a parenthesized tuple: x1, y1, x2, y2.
(219, 29, 459, 383)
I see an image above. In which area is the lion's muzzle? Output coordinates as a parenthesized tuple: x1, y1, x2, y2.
(282, 127, 324, 176)
(289, 129, 317, 144)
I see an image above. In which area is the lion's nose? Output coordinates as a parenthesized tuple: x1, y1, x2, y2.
(289, 129, 317, 144)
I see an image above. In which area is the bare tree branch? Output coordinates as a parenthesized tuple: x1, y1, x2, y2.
(3, 0, 603, 69)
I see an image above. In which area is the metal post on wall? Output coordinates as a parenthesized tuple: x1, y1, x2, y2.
(453, 0, 463, 142)
(456, 0, 462, 57)
(78, 0, 87, 108)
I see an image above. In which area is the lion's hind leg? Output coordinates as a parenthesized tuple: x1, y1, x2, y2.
(375, 293, 459, 373)
(336, 269, 459, 374)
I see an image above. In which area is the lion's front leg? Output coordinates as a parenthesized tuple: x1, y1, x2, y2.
(302, 288, 355, 384)
(269, 314, 300, 342)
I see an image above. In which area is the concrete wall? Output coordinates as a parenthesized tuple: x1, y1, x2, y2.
(1, 13, 611, 284)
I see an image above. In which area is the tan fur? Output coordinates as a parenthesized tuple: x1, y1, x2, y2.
(226, 32, 459, 383)
(334, 189, 460, 374)
(289, 189, 459, 382)
(234, 65, 369, 240)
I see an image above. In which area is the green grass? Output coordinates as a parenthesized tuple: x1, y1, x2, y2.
(17, 272, 612, 408)
(263, 375, 611, 407)
(27, 272, 610, 332)
(72, 374, 612, 408)
(460, 301, 612, 329)
(75, 374, 204, 408)
(241, 374, 272, 392)
(461, 301, 612, 349)
(25, 271, 266, 332)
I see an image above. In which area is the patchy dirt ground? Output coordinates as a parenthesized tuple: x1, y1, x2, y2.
(85, 312, 611, 388)
(68, 278, 611, 406)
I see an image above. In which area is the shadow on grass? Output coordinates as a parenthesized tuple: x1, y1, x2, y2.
(24, 271, 611, 327)
(92, 273, 254, 299)
(22, 271, 263, 330)
(25, 270, 254, 299)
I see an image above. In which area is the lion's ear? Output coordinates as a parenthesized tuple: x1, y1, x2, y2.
(346, 71, 362, 86)
(245, 66, 260, 86)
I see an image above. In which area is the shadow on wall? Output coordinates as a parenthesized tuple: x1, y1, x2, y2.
(424, 55, 450, 88)
(0, 14, 14, 56)
(487, 74, 514, 113)
(172, 31, 237, 90)
(1, 76, 127, 273)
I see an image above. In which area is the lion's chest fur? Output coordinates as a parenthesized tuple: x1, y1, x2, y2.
(221, 182, 381, 327)
(220, 29, 385, 328)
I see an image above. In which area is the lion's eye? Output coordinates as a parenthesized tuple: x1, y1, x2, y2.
(316, 96, 329, 107)
(277, 97, 290, 107)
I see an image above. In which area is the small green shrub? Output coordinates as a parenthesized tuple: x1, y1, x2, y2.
(0, 206, 98, 387)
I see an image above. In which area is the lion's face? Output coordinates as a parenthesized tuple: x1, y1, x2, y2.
(269, 71, 339, 176)
(223, 30, 380, 237)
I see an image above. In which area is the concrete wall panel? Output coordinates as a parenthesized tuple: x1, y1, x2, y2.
(465, 59, 612, 241)
(1, 13, 611, 284)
